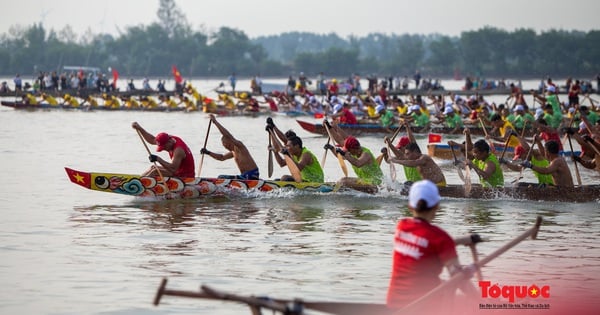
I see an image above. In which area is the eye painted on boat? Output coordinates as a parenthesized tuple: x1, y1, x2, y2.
(95, 176, 110, 189)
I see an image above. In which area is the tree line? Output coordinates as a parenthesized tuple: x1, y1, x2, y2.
(1, 0, 598, 80)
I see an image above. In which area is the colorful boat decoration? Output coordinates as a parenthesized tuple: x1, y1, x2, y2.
(64, 167, 335, 199)
(296, 119, 535, 137)
(65, 167, 598, 202)
(427, 143, 582, 160)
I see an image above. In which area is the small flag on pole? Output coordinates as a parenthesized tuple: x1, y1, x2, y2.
(172, 65, 183, 84)
(428, 133, 442, 143)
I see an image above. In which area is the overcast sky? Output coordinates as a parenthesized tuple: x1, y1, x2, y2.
(1, 0, 598, 39)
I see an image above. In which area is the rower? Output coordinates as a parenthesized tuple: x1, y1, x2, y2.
(324, 120, 383, 189)
(132, 122, 195, 178)
(269, 134, 324, 183)
(500, 134, 554, 187)
(389, 142, 447, 187)
(386, 180, 479, 310)
(464, 128, 505, 188)
(201, 114, 260, 180)
(520, 140, 574, 188)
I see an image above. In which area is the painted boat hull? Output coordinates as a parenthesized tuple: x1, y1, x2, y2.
(1, 101, 189, 112)
(437, 184, 600, 203)
(65, 168, 597, 202)
(65, 167, 335, 199)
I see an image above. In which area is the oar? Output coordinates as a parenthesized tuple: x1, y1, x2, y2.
(478, 116, 496, 153)
(323, 121, 349, 177)
(567, 134, 582, 186)
(321, 136, 331, 167)
(154, 278, 391, 315)
(498, 132, 514, 162)
(399, 216, 543, 313)
(267, 132, 274, 178)
(197, 120, 212, 177)
(268, 128, 302, 182)
(450, 144, 465, 183)
(463, 140, 472, 197)
(376, 124, 404, 166)
(136, 129, 169, 193)
(512, 138, 536, 185)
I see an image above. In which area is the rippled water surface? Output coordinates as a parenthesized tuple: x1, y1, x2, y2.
(1, 83, 599, 314)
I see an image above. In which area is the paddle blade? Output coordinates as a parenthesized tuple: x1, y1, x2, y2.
(284, 154, 302, 182)
(337, 153, 348, 177)
(198, 154, 205, 177)
(321, 149, 328, 167)
(464, 166, 472, 197)
(390, 161, 397, 182)
(268, 150, 273, 178)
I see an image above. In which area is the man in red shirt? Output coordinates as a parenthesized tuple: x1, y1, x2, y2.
(386, 180, 478, 311)
(132, 122, 196, 178)
(331, 103, 358, 124)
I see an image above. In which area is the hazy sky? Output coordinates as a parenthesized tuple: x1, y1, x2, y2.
(1, 0, 598, 39)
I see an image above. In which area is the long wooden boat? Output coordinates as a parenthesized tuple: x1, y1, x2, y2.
(427, 143, 582, 160)
(1, 101, 190, 112)
(437, 184, 599, 203)
(0, 88, 179, 99)
(65, 167, 598, 202)
(64, 167, 336, 199)
(296, 119, 536, 137)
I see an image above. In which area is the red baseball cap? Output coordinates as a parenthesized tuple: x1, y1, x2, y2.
(396, 136, 410, 149)
(343, 136, 360, 151)
(155, 132, 170, 152)
(513, 144, 524, 160)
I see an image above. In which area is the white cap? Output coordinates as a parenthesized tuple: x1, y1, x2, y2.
(376, 104, 385, 113)
(454, 95, 461, 101)
(547, 85, 556, 93)
(514, 105, 525, 112)
(333, 103, 343, 113)
(350, 96, 357, 103)
(408, 180, 441, 209)
(568, 107, 575, 113)
(535, 108, 544, 119)
(409, 105, 421, 113)
(443, 107, 454, 115)
(580, 121, 586, 130)
(445, 101, 454, 108)
(309, 95, 316, 103)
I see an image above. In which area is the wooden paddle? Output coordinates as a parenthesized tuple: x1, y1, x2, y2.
(450, 144, 466, 183)
(268, 128, 302, 182)
(267, 133, 274, 178)
(154, 278, 392, 315)
(136, 129, 169, 193)
(498, 132, 515, 162)
(323, 121, 349, 177)
(478, 116, 496, 153)
(512, 138, 536, 185)
(400, 216, 543, 313)
(321, 136, 331, 167)
(376, 124, 404, 166)
(198, 120, 212, 177)
(567, 134, 582, 186)
(464, 140, 472, 197)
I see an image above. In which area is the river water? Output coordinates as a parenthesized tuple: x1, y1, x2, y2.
(0, 78, 599, 315)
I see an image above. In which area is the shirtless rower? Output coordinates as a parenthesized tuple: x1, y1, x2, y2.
(521, 140, 574, 188)
(389, 142, 447, 186)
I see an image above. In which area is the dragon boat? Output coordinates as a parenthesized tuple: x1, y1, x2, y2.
(65, 167, 598, 202)
(64, 167, 336, 199)
(1, 101, 191, 112)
